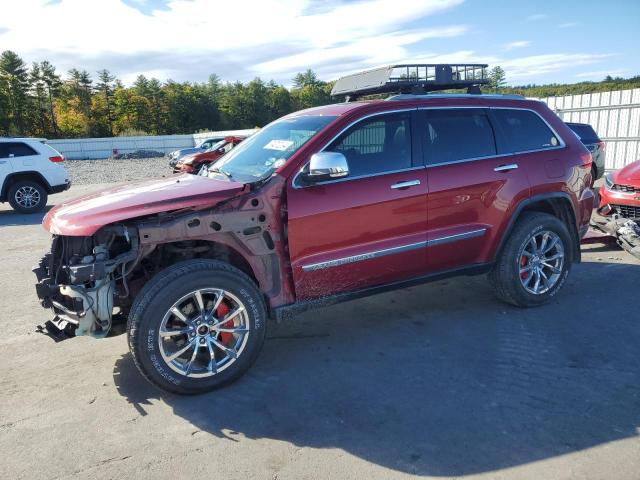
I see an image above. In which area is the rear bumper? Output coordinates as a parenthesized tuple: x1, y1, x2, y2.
(50, 179, 71, 194)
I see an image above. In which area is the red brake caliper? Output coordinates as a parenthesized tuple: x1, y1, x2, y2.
(520, 255, 529, 279)
(215, 301, 233, 345)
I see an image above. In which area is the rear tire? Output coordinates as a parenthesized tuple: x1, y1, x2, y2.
(127, 259, 267, 395)
(489, 212, 573, 307)
(8, 180, 48, 213)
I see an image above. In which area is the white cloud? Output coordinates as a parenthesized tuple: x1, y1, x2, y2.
(0, 0, 465, 84)
(558, 22, 578, 28)
(503, 41, 531, 51)
(526, 14, 548, 21)
(575, 69, 626, 79)
(500, 53, 616, 79)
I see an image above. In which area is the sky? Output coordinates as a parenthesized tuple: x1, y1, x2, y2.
(0, 0, 638, 87)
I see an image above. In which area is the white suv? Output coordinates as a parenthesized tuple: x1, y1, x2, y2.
(0, 138, 70, 213)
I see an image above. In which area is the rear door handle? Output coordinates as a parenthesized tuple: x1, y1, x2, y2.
(494, 163, 518, 172)
(391, 180, 421, 189)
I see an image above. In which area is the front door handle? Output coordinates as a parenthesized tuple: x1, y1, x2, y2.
(494, 163, 519, 172)
(391, 180, 421, 190)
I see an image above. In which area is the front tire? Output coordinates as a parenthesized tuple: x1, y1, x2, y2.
(127, 260, 267, 394)
(8, 180, 48, 213)
(490, 212, 573, 307)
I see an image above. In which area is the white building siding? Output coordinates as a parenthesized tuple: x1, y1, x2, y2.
(537, 88, 640, 170)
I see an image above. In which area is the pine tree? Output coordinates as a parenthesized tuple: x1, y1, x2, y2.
(488, 66, 507, 91)
(40, 61, 62, 136)
(95, 69, 116, 136)
(0, 50, 31, 135)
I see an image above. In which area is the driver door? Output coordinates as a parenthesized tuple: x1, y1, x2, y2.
(286, 110, 428, 300)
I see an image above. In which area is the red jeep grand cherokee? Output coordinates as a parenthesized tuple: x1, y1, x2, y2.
(34, 65, 594, 394)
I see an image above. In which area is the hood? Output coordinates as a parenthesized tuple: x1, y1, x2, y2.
(614, 159, 640, 185)
(43, 174, 246, 236)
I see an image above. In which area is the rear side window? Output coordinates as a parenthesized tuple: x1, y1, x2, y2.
(6, 142, 38, 157)
(326, 112, 412, 177)
(493, 109, 560, 153)
(566, 123, 599, 143)
(0, 144, 8, 159)
(422, 109, 496, 165)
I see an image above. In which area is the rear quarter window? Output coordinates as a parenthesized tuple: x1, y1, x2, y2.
(493, 109, 561, 153)
(7, 142, 38, 157)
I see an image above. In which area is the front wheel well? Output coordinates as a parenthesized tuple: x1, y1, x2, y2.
(150, 240, 258, 286)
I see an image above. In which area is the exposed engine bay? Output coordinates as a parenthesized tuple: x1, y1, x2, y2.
(33, 225, 140, 338)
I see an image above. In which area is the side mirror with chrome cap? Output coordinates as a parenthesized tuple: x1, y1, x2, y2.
(302, 152, 349, 183)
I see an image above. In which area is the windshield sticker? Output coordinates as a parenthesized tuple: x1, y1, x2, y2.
(273, 159, 286, 168)
(264, 139, 294, 151)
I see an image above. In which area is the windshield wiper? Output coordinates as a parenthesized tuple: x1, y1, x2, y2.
(208, 168, 234, 180)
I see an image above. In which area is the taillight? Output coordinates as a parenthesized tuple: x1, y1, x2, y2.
(49, 155, 64, 163)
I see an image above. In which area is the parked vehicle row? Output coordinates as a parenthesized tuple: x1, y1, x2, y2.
(167, 137, 225, 166)
(172, 136, 247, 174)
(33, 64, 597, 395)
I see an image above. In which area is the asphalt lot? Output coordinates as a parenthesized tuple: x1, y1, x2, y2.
(0, 179, 639, 480)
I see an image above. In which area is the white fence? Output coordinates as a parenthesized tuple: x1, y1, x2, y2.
(536, 88, 640, 170)
(48, 129, 257, 160)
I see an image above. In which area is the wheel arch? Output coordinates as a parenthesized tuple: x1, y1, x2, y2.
(494, 193, 581, 264)
(1, 171, 53, 200)
(151, 239, 260, 287)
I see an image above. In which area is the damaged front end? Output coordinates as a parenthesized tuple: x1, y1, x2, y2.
(33, 225, 140, 339)
(591, 211, 640, 260)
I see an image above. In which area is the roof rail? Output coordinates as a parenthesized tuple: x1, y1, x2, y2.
(331, 64, 489, 101)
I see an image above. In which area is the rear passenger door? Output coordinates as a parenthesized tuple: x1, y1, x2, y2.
(489, 108, 567, 198)
(419, 108, 531, 273)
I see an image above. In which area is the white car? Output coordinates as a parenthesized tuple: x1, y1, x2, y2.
(0, 138, 71, 213)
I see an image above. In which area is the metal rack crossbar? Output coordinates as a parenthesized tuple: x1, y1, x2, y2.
(331, 64, 489, 99)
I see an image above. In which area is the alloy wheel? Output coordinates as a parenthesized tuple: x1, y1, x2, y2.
(15, 186, 41, 209)
(158, 288, 250, 378)
(518, 230, 565, 295)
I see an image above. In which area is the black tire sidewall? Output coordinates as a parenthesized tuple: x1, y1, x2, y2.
(508, 216, 572, 306)
(128, 261, 267, 394)
(8, 180, 48, 213)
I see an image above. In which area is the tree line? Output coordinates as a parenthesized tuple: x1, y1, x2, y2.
(0, 50, 334, 138)
(1, 50, 638, 139)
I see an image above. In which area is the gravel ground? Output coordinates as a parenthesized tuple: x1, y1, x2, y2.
(65, 157, 173, 185)
(0, 168, 639, 479)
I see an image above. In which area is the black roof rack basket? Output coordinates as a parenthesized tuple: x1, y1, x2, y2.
(331, 64, 489, 100)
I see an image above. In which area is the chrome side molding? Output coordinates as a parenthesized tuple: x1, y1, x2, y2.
(301, 228, 487, 272)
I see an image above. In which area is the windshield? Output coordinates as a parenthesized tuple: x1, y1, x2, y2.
(210, 115, 337, 183)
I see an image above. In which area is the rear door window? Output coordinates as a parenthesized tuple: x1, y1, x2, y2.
(7, 142, 38, 157)
(0, 144, 8, 158)
(326, 112, 412, 177)
(492, 109, 560, 153)
(421, 108, 496, 165)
